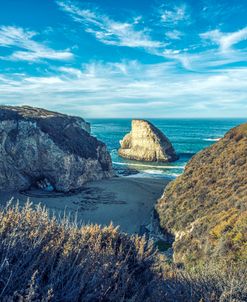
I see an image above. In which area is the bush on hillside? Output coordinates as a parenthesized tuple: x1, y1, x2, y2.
(156, 123, 247, 265)
(0, 202, 164, 301)
(0, 202, 246, 301)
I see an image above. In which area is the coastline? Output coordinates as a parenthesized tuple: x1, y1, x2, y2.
(0, 176, 170, 234)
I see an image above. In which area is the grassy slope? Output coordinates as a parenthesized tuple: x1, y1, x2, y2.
(156, 122, 247, 265)
(0, 203, 162, 301)
(0, 203, 246, 301)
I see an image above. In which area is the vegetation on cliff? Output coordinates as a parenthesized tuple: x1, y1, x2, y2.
(156, 122, 247, 265)
(0, 203, 246, 301)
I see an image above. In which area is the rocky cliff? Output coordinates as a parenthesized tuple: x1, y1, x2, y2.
(118, 120, 178, 162)
(0, 106, 113, 192)
(156, 122, 247, 265)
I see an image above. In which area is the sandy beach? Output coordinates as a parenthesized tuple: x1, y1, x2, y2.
(0, 176, 170, 234)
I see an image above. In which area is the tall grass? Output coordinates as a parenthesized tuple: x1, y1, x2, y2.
(0, 202, 246, 301)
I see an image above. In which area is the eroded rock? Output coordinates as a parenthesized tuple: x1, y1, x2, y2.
(118, 119, 178, 162)
(0, 105, 113, 192)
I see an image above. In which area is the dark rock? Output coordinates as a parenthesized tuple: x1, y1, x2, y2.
(0, 105, 113, 192)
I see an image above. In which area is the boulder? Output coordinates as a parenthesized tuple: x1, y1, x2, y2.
(0, 105, 113, 192)
(118, 119, 178, 162)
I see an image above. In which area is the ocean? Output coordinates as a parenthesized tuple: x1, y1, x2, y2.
(88, 118, 246, 179)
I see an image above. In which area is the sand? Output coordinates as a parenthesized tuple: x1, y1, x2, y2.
(0, 176, 170, 234)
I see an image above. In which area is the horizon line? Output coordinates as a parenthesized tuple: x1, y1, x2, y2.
(86, 117, 247, 119)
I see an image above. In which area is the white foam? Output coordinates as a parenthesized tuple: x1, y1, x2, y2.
(203, 137, 221, 142)
(126, 170, 182, 179)
(113, 161, 185, 169)
(143, 169, 165, 174)
(168, 172, 182, 178)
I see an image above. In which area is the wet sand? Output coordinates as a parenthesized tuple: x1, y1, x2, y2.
(0, 176, 170, 234)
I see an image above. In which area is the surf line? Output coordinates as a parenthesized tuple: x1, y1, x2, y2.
(203, 137, 222, 141)
(113, 162, 185, 169)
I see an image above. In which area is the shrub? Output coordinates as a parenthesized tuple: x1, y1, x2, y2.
(0, 202, 246, 301)
(156, 123, 247, 265)
(0, 202, 164, 301)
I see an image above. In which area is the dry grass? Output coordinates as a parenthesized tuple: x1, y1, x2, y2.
(0, 202, 246, 301)
(0, 202, 164, 301)
(161, 261, 247, 302)
(156, 122, 247, 265)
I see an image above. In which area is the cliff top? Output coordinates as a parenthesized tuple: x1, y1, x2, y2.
(225, 122, 247, 140)
(0, 105, 88, 124)
(0, 105, 99, 159)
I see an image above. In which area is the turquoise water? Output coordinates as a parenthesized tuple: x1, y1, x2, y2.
(88, 118, 246, 179)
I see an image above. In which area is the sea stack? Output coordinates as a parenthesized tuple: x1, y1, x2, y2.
(118, 119, 178, 162)
(0, 106, 113, 192)
(156, 122, 247, 265)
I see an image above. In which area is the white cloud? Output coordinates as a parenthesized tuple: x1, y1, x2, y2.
(165, 30, 183, 40)
(161, 42, 247, 72)
(200, 27, 247, 52)
(0, 61, 246, 118)
(56, 1, 163, 49)
(58, 67, 84, 78)
(25, 77, 63, 84)
(0, 26, 73, 61)
(0, 3, 246, 118)
(160, 4, 190, 25)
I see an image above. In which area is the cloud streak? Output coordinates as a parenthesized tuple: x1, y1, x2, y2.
(56, 1, 164, 50)
(165, 30, 183, 40)
(0, 61, 246, 118)
(201, 27, 247, 52)
(0, 26, 73, 61)
(0, 1, 246, 118)
(56, 0, 247, 73)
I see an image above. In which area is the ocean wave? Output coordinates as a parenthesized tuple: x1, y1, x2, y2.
(143, 169, 165, 174)
(113, 161, 185, 169)
(167, 172, 183, 178)
(126, 170, 183, 179)
(143, 170, 183, 177)
(203, 138, 222, 142)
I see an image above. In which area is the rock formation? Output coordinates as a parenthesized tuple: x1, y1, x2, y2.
(0, 106, 113, 192)
(118, 120, 178, 162)
(156, 122, 247, 265)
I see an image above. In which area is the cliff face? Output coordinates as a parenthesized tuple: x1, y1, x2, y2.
(118, 120, 178, 162)
(0, 106, 113, 192)
(156, 123, 247, 265)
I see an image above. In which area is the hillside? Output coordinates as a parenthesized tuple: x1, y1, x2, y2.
(156, 122, 247, 265)
(0, 202, 246, 301)
(0, 202, 163, 301)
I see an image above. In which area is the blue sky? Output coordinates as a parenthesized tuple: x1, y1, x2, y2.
(0, 0, 246, 118)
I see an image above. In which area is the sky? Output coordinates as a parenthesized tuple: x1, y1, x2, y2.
(0, 0, 246, 118)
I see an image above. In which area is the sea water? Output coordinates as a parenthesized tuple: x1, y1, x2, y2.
(88, 118, 246, 179)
